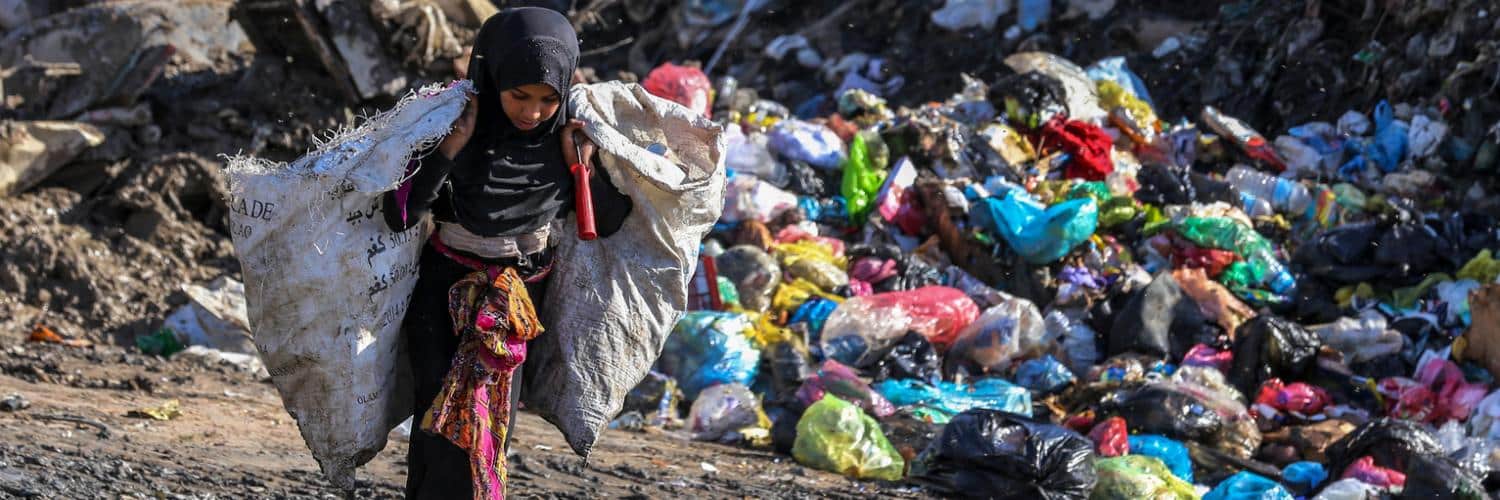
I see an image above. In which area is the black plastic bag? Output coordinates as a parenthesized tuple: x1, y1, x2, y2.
(874, 331, 942, 382)
(1133, 163, 1197, 206)
(764, 401, 804, 455)
(989, 71, 1069, 128)
(784, 160, 829, 198)
(882, 411, 944, 465)
(1400, 453, 1487, 499)
(1292, 222, 1388, 285)
(1228, 315, 1322, 396)
(911, 409, 1096, 499)
(766, 340, 814, 397)
(1324, 418, 1443, 477)
(1270, 277, 1342, 324)
(1106, 272, 1217, 360)
(1097, 383, 1223, 443)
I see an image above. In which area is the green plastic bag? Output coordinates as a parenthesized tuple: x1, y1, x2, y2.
(1091, 455, 1199, 500)
(841, 134, 886, 224)
(716, 276, 741, 308)
(792, 395, 905, 481)
(136, 328, 184, 356)
(1175, 216, 1294, 293)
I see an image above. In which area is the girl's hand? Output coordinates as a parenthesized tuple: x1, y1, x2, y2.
(438, 95, 477, 160)
(561, 119, 596, 170)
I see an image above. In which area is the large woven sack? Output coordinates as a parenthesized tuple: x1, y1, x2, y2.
(224, 82, 469, 489)
(523, 81, 726, 456)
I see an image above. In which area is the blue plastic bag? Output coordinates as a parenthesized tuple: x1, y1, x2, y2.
(972, 190, 1098, 264)
(1281, 461, 1327, 495)
(1339, 101, 1409, 177)
(768, 119, 846, 169)
(656, 311, 763, 399)
(874, 378, 1032, 417)
(789, 297, 838, 342)
(1014, 355, 1075, 394)
(1203, 471, 1295, 500)
(1127, 435, 1192, 483)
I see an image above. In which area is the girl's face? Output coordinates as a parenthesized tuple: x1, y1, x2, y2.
(500, 83, 561, 132)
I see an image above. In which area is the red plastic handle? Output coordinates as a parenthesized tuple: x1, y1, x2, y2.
(572, 163, 597, 241)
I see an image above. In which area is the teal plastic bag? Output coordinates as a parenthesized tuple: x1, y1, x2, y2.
(874, 378, 1031, 417)
(973, 190, 1098, 264)
(656, 311, 762, 399)
(1203, 471, 1294, 500)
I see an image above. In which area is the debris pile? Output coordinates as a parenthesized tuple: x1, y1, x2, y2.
(4, 0, 1500, 497)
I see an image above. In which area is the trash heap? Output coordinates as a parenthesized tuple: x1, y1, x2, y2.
(622, 43, 1500, 498)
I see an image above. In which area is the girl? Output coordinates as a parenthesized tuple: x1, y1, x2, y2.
(383, 8, 629, 499)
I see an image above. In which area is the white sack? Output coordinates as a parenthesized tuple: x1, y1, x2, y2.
(523, 81, 726, 456)
(224, 82, 469, 490)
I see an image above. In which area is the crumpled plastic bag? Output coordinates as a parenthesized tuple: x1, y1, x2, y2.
(842, 134, 887, 223)
(1228, 315, 1321, 396)
(769, 119, 846, 169)
(722, 174, 798, 223)
(873, 331, 942, 383)
(1098, 382, 1223, 444)
(1311, 478, 1384, 500)
(1015, 355, 1076, 394)
(911, 409, 1097, 498)
(1003, 52, 1106, 123)
(716, 245, 782, 312)
(947, 295, 1049, 375)
(655, 311, 762, 399)
(972, 189, 1099, 265)
(792, 395, 906, 481)
(1126, 435, 1192, 483)
(1203, 471, 1294, 500)
(797, 360, 897, 418)
(876, 378, 1032, 418)
(1106, 271, 1217, 361)
(642, 62, 713, 118)
(689, 383, 767, 442)
(820, 287, 979, 366)
(1324, 418, 1443, 479)
(1461, 284, 1500, 377)
(1047, 310, 1100, 377)
(1091, 455, 1196, 500)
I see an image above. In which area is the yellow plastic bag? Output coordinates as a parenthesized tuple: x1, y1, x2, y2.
(1460, 250, 1500, 284)
(772, 239, 847, 269)
(1091, 455, 1197, 500)
(771, 278, 843, 317)
(792, 395, 905, 481)
(746, 312, 797, 347)
(1097, 80, 1159, 131)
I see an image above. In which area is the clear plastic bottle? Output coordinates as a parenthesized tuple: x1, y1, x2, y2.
(1226, 165, 1311, 218)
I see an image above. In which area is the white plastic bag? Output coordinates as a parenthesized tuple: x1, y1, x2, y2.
(522, 81, 726, 456)
(224, 82, 468, 490)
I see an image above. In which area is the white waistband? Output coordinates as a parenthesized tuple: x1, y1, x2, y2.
(437, 221, 555, 259)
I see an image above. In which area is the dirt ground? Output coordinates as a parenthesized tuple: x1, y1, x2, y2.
(0, 337, 929, 499)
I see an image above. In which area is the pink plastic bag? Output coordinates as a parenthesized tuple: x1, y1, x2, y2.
(1341, 456, 1406, 488)
(643, 63, 713, 118)
(1253, 378, 1331, 418)
(796, 360, 895, 418)
(1415, 358, 1488, 422)
(1182, 343, 1232, 373)
(863, 287, 981, 347)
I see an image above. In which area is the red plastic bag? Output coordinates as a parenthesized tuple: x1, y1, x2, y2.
(1253, 378, 1331, 419)
(1377, 377, 1437, 422)
(1039, 117, 1114, 181)
(643, 63, 713, 118)
(861, 287, 981, 347)
(1414, 357, 1488, 422)
(1341, 456, 1406, 488)
(1088, 416, 1129, 457)
(796, 360, 896, 418)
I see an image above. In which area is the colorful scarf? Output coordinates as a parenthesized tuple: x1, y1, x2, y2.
(422, 266, 543, 500)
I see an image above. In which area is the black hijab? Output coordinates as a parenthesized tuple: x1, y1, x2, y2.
(444, 7, 582, 237)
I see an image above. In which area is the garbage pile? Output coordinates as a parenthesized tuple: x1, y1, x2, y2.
(624, 20, 1500, 500)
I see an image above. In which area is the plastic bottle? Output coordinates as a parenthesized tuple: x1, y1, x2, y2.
(1226, 165, 1311, 219)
